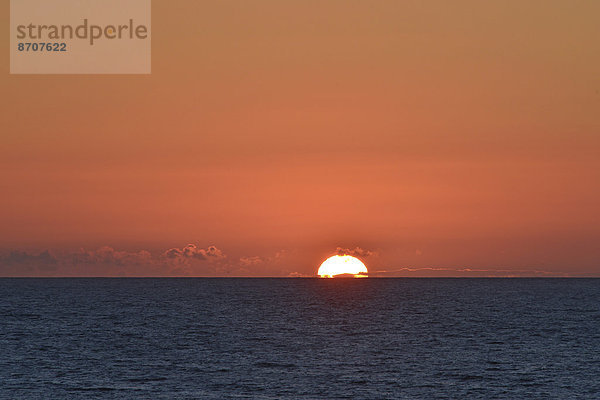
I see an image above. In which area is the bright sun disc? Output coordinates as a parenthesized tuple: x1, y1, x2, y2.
(318, 255, 368, 278)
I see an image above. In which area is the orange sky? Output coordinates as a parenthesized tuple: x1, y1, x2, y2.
(1, 1, 599, 276)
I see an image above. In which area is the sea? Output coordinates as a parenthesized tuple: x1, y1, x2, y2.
(1, 278, 599, 399)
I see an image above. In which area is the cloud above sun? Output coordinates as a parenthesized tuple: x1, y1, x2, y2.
(335, 246, 376, 258)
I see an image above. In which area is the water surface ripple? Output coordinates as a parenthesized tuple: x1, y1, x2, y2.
(1, 278, 599, 399)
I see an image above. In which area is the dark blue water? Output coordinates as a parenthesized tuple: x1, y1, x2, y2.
(1, 279, 599, 399)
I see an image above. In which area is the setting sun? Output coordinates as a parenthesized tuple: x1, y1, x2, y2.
(317, 255, 368, 278)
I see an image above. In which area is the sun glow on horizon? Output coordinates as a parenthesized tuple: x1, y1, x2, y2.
(318, 255, 368, 278)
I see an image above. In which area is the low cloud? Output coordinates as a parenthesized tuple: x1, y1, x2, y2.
(0, 245, 584, 277)
(161, 244, 228, 276)
(239, 256, 264, 267)
(2, 250, 58, 265)
(288, 271, 311, 278)
(372, 267, 568, 277)
(0, 250, 59, 273)
(232, 249, 295, 276)
(71, 246, 152, 266)
(0, 243, 228, 276)
(163, 244, 225, 261)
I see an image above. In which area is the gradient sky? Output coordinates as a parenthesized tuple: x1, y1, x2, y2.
(1, 1, 599, 276)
